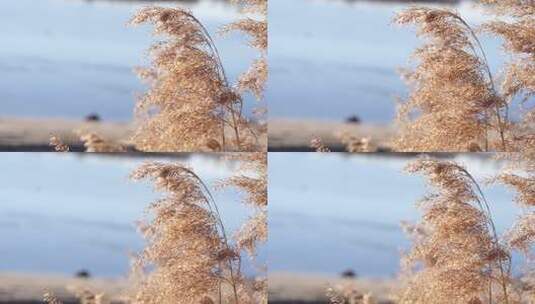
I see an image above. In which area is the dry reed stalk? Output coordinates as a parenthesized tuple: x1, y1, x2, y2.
(222, 0, 268, 149)
(394, 1, 535, 152)
(220, 153, 267, 255)
(130, 154, 267, 304)
(41, 156, 266, 303)
(393, 8, 506, 152)
(129, 2, 266, 152)
(494, 151, 535, 302)
(327, 282, 376, 304)
(218, 153, 267, 304)
(481, 1, 535, 152)
(399, 158, 514, 304)
(130, 162, 238, 303)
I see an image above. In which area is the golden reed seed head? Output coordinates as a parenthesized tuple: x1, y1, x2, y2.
(394, 1, 535, 152)
(129, 6, 265, 152)
(129, 155, 267, 304)
(398, 158, 515, 304)
(393, 7, 502, 152)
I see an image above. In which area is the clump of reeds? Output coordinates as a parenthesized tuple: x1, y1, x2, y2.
(399, 155, 535, 304)
(394, 1, 535, 152)
(327, 282, 375, 304)
(222, 0, 268, 149)
(338, 133, 372, 153)
(49, 135, 70, 152)
(129, 0, 267, 152)
(49, 132, 126, 152)
(129, 154, 267, 304)
(218, 153, 267, 258)
(311, 134, 374, 152)
(481, 1, 535, 152)
(44, 288, 108, 304)
(219, 153, 268, 303)
(311, 137, 332, 152)
(79, 132, 127, 152)
(222, 0, 267, 102)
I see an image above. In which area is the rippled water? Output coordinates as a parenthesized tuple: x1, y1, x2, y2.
(0, 153, 260, 277)
(269, 153, 520, 277)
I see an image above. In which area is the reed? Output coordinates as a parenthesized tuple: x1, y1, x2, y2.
(44, 154, 267, 304)
(129, 0, 267, 152)
(129, 154, 267, 304)
(394, 1, 535, 152)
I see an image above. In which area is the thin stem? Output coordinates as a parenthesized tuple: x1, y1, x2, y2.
(449, 12, 508, 150)
(181, 168, 241, 304)
(457, 166, 511, 304)
(187, 12, 244, 151)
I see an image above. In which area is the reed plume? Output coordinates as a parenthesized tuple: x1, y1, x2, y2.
(222, 0, 267, 100)
(393, 8, 506, 152)
(219, 153, 267, 304)
(49, 132, 126, 152)
(481, 0, 535, 152)
(43, 288, 108, 304)
(130, 162, 238, 303)
(222, 0, 268, 148)
(219, 153, 267, 257)
(495, 151, 535, 304)
(394, 1, 535, 152)
(130, 155, 267, 304)
(129, 3, 265, 152)
(327, 283, 375, 304)
(398, 158, 513, 304)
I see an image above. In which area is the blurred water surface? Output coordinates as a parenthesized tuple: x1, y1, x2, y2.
(0, 153, 262, 277)
(269, 153, 521, 277)
(268, 0, 505, 122)
(0, 0, 257, 120)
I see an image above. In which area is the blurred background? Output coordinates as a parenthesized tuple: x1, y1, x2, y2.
(0, 153, 263, 302)
(268, 153, 521, 303)
(0, 0, 256, 120)
(269, 0, 502, 122)
(268, 0, 505, 151)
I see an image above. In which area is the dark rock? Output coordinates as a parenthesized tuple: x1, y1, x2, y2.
(75, 269, 91, 279)
(85, 113, 101, 122)
(345, 115, 361, 124)
(341, 269, 357, 278)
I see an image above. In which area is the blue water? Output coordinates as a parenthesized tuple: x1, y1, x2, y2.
(268, 0, 505, 122)
(268, 153, 521, 277)
(0, 153, 262, 277)
(0, 0, 258, 121)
